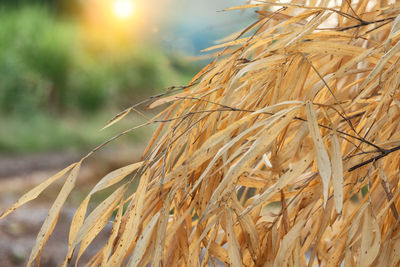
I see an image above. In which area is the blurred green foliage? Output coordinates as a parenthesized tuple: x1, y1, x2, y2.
(0, 5, 199, 153)
(1, 0, 78, 14)
(0, 5, 197, 116)
(0, 6, 74, 114)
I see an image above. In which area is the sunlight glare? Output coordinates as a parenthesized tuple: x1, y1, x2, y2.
(113, 0, 135, 19)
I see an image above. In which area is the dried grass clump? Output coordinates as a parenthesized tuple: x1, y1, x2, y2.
(3, 0, 400, 266)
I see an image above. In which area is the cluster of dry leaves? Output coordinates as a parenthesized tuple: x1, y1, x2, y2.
(2, 0, 400, 266)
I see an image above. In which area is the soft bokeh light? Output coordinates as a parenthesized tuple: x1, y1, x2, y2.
(80, 0, 143, 52)
(113, 0, 135, 20)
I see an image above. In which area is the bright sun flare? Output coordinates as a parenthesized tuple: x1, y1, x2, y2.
(113, 0, 135, 19)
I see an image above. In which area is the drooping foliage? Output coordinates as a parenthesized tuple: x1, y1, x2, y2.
(3, 0, 400, 266)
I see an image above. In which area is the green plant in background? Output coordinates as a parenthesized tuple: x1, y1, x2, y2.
(0, 5, 199, 153)
(0, 5, 197, 115)
(0, 6, 74, 115)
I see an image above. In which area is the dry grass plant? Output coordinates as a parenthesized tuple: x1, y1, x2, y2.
(3, 0, 400, 266)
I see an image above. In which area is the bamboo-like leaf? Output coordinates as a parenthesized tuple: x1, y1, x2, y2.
(226, 209, 242, 267)
(273, 211, 310, 267)
(128, 212, 161, 266)
(65, 197, 90, 263)
(101, 108, 132, 130)
(74, 185, 127, 265)
(201, 37, 250, 52)
(347, 204, 369, 248)
(360, 207, 381, 266)
(147, 90, 191, 109)
(101, 198, 124, 266)
(331, 133, 343, 214)
(221, 4, 266, 11)
(28, 162, 81, 266)
(151, 190, 174, 267)
(306, 101, 331, 208)
(108, 169, 151, 265)
(295, 41, 367, 57)
(0, 163, 77, 220)
(231, 196, 259, 262)
(385, 14, 400, 51)
(90, 162, 142, 193)
(164, 207, 192, 247)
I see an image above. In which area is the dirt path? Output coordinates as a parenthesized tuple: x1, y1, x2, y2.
(0, 146, 144, 266)
(0, 152, 80, 179)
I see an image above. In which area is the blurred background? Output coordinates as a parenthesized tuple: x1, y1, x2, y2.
(0, 0, 254, 265)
